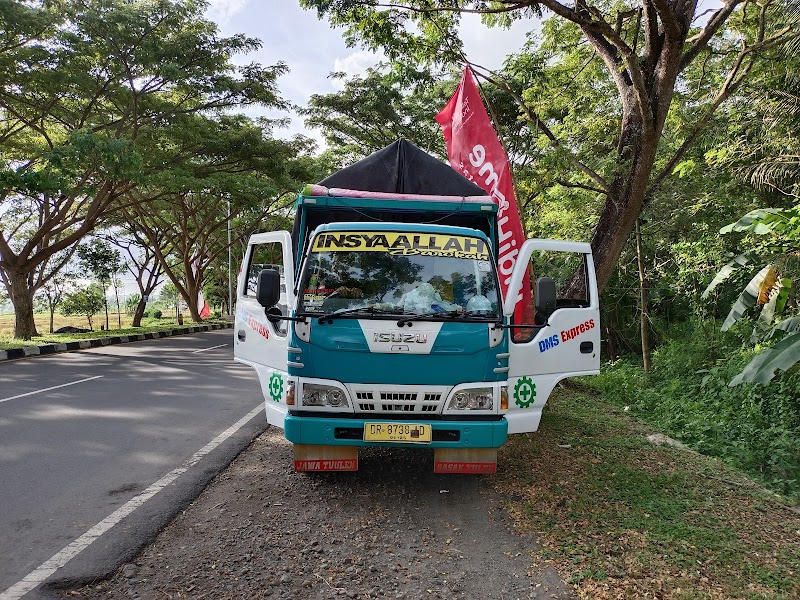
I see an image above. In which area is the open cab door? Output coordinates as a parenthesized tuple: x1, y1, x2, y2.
(234, 231, 296, 428)
(502, 239, 600, 434)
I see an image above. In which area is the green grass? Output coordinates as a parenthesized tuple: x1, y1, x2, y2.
(493, 388, 800, 599)
(587, 320, 800, 502)
(0, 317, 230, 350)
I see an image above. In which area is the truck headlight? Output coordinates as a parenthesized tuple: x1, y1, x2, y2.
(302, 384, 350, 408)
(447, 388, 493, 410)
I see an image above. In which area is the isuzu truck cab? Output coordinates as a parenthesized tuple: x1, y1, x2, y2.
(234, 141, 599, 473)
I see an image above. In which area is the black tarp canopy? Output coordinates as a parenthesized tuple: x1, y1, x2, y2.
(316, 139, 486, 197)
(291, 139, 492, 257)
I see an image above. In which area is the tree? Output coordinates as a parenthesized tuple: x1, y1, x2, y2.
(300, 0, 798, 295)
(157, 282, 179, 315)
(300, 67, 453, 164)
(121, 113, 314, 322)
(202, 258, 233, 316)
(0, 0, 288, 339)
(60, 283, 105, 330)
(700, 9, 800, 385)
(115, 231, 164, 327)
(35, 271, 75, 334)
(77, 239, 122, 331)
(125, 293, 141, 316)
(703, 206, 800, 384)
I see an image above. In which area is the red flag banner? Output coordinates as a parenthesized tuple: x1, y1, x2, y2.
(436, 67, 532, 323)
(192, 256, 211, 319)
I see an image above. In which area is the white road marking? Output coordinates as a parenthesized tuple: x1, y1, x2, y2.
(191, 343, 228, 354)
(0, 376, 104, 404)
(0, 404, 264, 600)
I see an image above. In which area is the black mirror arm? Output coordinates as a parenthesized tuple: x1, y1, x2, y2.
(264, 311, 308, 323)
(495, 321, 549, 331)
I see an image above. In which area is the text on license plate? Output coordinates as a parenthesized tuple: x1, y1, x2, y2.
(363, 422, 432, 443)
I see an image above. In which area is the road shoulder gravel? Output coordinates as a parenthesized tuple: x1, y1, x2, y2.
(64, 429, 575, 600)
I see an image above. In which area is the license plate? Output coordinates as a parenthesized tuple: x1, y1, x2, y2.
(363, 422, 431, 443)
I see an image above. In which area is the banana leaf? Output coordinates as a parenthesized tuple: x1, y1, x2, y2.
(751, 288, 779, 343)
(701, 254, 749, 299)
(775, 277, 793, 316)
(720, 209, 783, 234)
(721, 265, 771, 331)
(769, 315, 800, 337)
(730, 331, 800, 385)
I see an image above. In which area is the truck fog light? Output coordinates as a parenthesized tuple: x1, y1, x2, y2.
(454, 392, 469, 409)
(326, 389, 343, 407)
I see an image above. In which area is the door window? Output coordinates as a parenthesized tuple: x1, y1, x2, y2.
(513, 250, 590, 344)
(244, 242, 287, 335)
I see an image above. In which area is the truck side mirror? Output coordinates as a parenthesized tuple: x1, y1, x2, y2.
(266, 306, 284, 324)
(256, 269, 281, 308)
(535, 277, 557, 317)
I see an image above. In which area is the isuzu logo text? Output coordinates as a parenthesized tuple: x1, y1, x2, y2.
(373, 332, 428, 343)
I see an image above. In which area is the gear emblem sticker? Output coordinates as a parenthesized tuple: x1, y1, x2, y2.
(513, 376, 536, 408)
(268, 372, 284, 402)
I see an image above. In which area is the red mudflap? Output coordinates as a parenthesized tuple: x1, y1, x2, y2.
(294, 459, 358, 472)
(434, 461, 497, 474)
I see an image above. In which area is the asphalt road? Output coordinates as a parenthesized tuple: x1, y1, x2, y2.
(0, 330, 268, 599)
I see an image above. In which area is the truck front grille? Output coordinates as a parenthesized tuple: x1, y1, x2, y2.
(348, 387, 447, 414)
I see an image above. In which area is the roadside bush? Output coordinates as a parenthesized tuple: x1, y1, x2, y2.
(590, 318, 800, 500)
(125, 294, 141, 316)
(153, 310, 162, 319)
(142, 311, 150, 318)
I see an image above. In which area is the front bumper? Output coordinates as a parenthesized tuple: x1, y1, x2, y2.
(284, 415, 508, 448)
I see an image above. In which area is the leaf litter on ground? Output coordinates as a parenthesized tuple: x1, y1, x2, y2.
(491, 385, 800, 599)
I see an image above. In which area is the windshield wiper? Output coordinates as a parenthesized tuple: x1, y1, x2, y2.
(397, 309, 499, 326)
(318, 305, 407, 324)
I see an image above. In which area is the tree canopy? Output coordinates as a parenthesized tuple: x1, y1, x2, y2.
(0, 0, 293, 338)
(300, 0, 798, 297)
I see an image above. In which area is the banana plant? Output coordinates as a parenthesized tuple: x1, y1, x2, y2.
(702, 206, 800, 384)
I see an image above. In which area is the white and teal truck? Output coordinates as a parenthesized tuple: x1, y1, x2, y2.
(234, 140, 599, 473)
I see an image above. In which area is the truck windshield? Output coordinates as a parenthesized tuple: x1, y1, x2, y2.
(299, 230, 500, 319)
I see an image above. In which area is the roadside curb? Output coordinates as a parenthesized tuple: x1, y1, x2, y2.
(0, 323, 233, 363)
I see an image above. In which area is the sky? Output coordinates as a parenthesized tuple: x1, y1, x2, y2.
(204, 0, 540, 147)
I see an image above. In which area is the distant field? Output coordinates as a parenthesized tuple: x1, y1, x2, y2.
(0, 312, 165, 337)
(0, 311, 226, 350)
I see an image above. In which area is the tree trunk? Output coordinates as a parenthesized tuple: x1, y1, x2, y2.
(9, 270, 38, 340)
(132, 299, 147, 328)
(186, 299, 201, 322)
(49, 307, 55, 334)
(103, 294, 109, 330)
(635, 219, 652, 372)
(565, 105, 660, 298)
(114, 287, 121, 329)
(185, 279, 201, 322)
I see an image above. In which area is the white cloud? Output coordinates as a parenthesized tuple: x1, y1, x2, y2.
(459, 12, 540, 71)
(203, 2, 541, 146)
(205, 0, 248, 26)
(332, 50, 383, 89)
